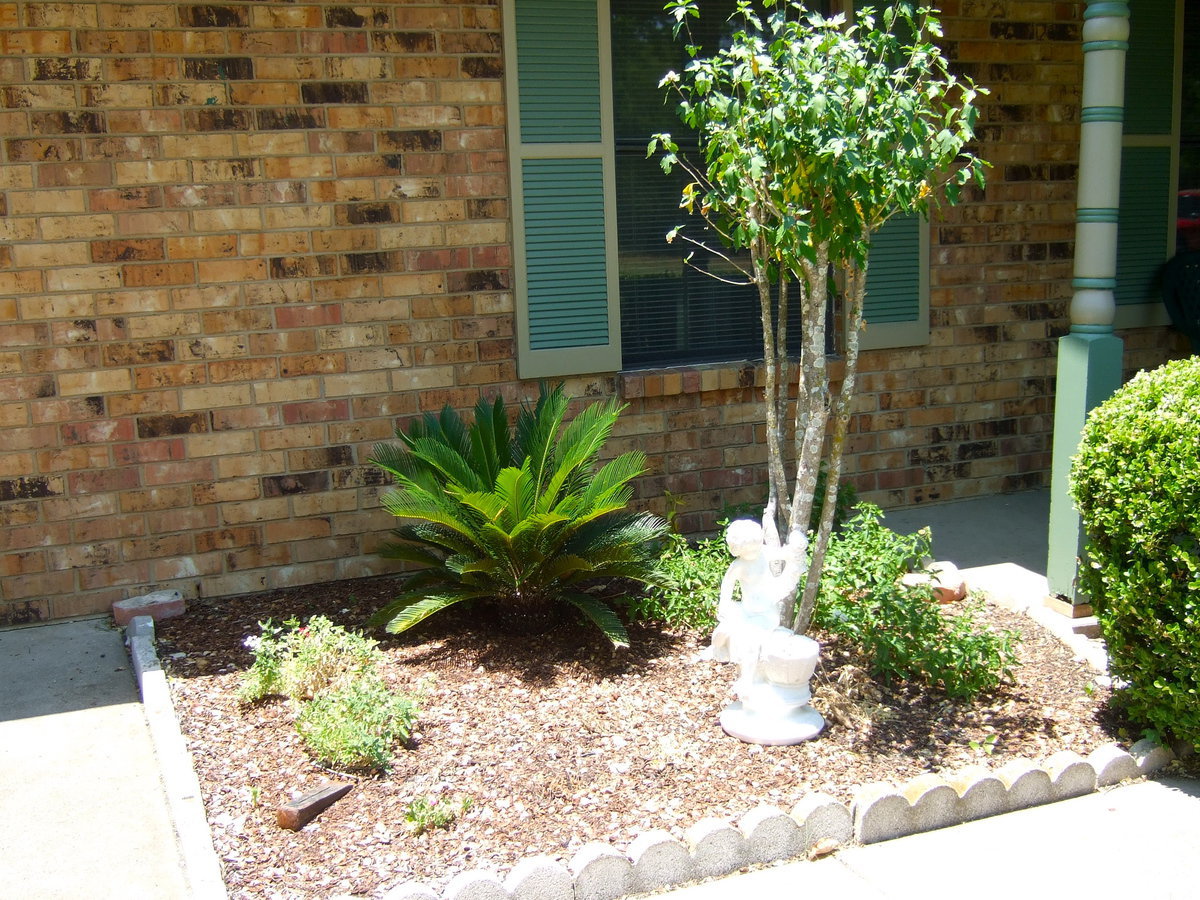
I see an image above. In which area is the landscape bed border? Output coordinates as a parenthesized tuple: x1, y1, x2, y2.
(122, 581, 1179, 900)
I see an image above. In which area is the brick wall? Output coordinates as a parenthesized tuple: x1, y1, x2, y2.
(0, 0, 1187, 623)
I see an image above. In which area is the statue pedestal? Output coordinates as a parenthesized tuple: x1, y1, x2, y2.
(719, 701, 825, 746)
(719, 629, 824, 746)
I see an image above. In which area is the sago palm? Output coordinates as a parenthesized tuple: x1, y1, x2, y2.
(368, 383, 667, 647)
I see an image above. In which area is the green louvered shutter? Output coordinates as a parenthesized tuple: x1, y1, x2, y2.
(1115, 0, 1177, 326)
(860, 213, 930, 350)
(505, 0, 621, 377)
(1116, 147, 1174, 306)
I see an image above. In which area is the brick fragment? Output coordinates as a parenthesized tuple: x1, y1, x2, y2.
(112, 589, 184, 626)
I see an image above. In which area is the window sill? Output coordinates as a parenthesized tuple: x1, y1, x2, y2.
(617, 361, 759, 400)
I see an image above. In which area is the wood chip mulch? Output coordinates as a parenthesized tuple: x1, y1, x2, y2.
(155, 574, 1127, 899)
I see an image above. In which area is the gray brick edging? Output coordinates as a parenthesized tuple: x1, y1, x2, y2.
(125, 615, 228, 900)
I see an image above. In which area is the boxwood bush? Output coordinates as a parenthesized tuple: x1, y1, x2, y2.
(1070, 356, 1200, 751)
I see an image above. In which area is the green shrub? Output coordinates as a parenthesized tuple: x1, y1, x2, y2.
(628, 531, 726, 630)
(1070, 356, 1200, 751)
(814, 504, 1019, 700)
(238, 616, 382, 705)
(369, 383, 668, 648)
(294, 676, 417, 773)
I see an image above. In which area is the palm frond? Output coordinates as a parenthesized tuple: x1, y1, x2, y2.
(515, 382, 568, 496)
(563, 592, 630, 649)
(379, 490, 480, 537)
(405, 436, 487, 493)
(376, 541, 444, 566)
(368, 587, 491, 634)
(536, 397, 623, 513)
(582, 451, 649, 509)
(467, 394, 511, 486)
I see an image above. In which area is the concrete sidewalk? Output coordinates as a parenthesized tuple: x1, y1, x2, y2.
(0, 616, 199, 900)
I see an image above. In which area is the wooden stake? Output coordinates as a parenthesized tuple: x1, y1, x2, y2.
(277, 782, 353, 831)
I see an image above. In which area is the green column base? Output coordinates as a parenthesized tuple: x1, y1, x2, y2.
(1046, 330, 1124, 600)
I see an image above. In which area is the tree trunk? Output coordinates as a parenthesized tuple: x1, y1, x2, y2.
(793, 260, 866, 633)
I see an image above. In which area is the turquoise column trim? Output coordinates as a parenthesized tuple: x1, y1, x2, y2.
(1080, 106, 1123, 124)
(1075, 208, 1120, 223)
(1083, 39, 1129, 52)
(1072, 276, 1118, 289)
(1084, 1, 1129, 18)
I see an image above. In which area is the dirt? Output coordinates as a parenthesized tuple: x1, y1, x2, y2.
(155, 575, 1126, 899)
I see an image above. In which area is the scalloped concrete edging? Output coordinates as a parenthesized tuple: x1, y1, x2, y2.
(125, 606, 1177, 900)
(377, 738, 1173, 900)
(125, 615, 227, 900)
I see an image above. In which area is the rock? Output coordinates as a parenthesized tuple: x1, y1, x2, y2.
(445, 869, 508, 900)
(1046, 750, 1097, 801)
(946, 766, 1007, 822)
(901, 774, 961, 833)
(996, 758, 1053, 812)
(1130, 737, 1175, 776)
(852, 782, 911, 844)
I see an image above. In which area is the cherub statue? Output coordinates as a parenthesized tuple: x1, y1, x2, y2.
(701, 513, 825, 744)
(704, 517, 806, 666)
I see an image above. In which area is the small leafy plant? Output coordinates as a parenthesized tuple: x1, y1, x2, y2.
(238, 616, 382, 705)
(239, 617, 417, 774)
(628, 531, 727, 630)
(1071, 356, 1200, 751)
(295, 677, 417, 773)
(369, 383, 668, 648)
(404, 795, 472, 836)
(815, 505, 1019, 700)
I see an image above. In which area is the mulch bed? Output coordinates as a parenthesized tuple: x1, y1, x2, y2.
(156, 575, 1127, 899)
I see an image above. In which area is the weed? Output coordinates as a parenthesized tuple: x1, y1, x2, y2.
(294, 676, 417, 773)
(405, 795, 472, 836)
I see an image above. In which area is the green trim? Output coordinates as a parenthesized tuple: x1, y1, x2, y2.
(1069, 323, 1116, 334)
(1080, 106, 1124, 124)
(1076, 208, 1120, 224)
(1084, 1, 1129, 19)
(1073, 277, 1118, 289)
(1083, 40, 1130, 52)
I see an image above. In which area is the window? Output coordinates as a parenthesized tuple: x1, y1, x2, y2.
(504, 0, 929, 378)
(1114, 0, 1180, 327)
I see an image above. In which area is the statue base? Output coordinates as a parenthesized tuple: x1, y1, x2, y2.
(719, 700, 825, 746)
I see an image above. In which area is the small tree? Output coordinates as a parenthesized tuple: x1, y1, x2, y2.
(652, 0, 986, 632)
